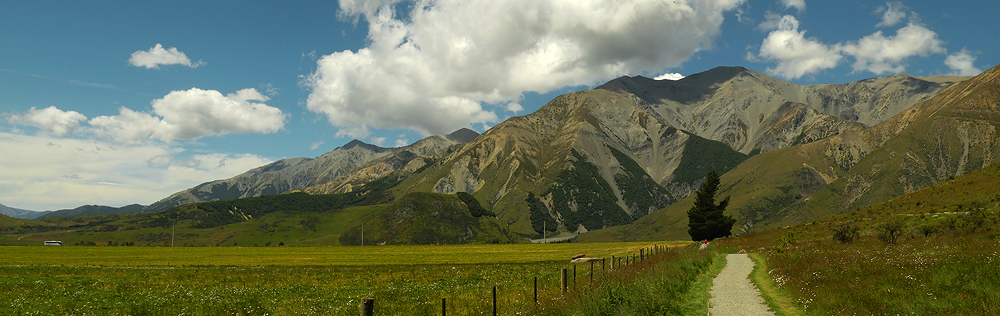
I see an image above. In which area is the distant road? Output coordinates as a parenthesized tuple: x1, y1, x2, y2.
(527, 235, 577, 243)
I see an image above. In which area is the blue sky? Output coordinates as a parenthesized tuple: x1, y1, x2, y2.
(1, 0, 996, 211)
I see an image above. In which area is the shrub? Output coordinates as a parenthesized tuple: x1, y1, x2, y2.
(832, 223, 860, 243)
(779, 231, 796, 246)
(916, 224, 938, 237)
(456, 191, 494, 217)
(877, 220, 905, 244)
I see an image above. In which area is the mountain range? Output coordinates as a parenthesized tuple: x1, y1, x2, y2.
(585, 65, 998, 241)
(0, 203, 50, 219)
(7, 64, 994, 246)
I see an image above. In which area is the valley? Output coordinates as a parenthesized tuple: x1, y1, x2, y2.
(2, 64, 998, 315)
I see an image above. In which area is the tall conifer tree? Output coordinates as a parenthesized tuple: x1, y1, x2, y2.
(687, 170, 736, 241)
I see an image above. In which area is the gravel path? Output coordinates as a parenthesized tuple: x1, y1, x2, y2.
(709, 254, 774, 316)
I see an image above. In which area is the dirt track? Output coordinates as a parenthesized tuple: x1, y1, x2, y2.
(709, 254, 774, 316)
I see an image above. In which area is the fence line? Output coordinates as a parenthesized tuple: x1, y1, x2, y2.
(355, 244, 674, 315)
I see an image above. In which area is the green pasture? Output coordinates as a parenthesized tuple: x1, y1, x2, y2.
(0, 241, 686, 266)
(0, 241, 693, 315)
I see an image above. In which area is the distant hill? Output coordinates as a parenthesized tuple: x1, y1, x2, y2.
(0, 203, 50, 219)
(39, 204, 145, 219)
(338, 192, 518, 245)
(145, 129, 480, 212)
(0, 176, 518, 246)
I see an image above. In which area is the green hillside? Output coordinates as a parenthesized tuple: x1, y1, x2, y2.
(0, 177, 519, 246)
(716, 160, 1000, 315)
(338, 192, 519, 245)
(584, 64, 1000, 242)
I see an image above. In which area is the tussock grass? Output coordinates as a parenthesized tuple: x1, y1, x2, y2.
(0, 241, 689, 315)
(0, 241, 683, 266)
(747, 252, 802, 316)
(731, 234, 1000, 315)
(681, 252, 727, 315)
(716, 161, 1000, 315)
(528, 244, 715, 315)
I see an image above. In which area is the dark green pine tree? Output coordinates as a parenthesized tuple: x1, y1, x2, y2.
(687, 170, 736, 241)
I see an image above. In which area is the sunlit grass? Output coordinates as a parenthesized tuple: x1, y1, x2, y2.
(0, 241, 686, 266)
(0, 241, 692, 315)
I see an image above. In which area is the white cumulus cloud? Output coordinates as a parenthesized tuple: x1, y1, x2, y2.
(306, 0, 746, 136)
(654, 72, 685, 80)
(309, 141, 324, 150)
(11, 106, 87, 136)
(756, 12, 949, 79)
(875, 2, 907, 28)
(89, 88, 285, 144)
(945, 48, 983, 76)
(505, 102, 524, 113)
(758, 15, 842, 79)
(129, 44, 205, 69)
(840, 22, 945, 75)
(394, 138, 409, 147)
(779, 0, 805, 12)
(370, 136, 386, 147)
(0, 132, 271, 210)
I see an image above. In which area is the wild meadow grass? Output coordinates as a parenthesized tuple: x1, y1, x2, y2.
(0, 241, 693, 315)
(0, 262, 569, 315)
(0, 242, 682, 266)
(528, 244, 716, 315)
(723, 229, 1000, 315)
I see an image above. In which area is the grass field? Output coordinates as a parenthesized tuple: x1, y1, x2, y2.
(0, 241, 692, 315)
(0, 241, 685, 266)
(715, 162, 1000, 315)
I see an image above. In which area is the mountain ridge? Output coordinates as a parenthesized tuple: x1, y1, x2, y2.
(584, 64, 997, 241)
(0, 203, 50, 220)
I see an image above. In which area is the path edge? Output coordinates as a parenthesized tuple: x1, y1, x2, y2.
(747, 253, 804, 316)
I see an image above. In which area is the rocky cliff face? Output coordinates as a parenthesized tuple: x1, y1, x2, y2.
(610, 65, 997, 241)
(303, 129, 479, 194)
(145, 129, 480, 212)
(145, 141, 395, 212)
(597, 67, 964, 154)
(401, 89, 744, 235)
(402, 67, 965, 237)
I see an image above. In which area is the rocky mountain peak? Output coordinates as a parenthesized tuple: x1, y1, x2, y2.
(341, 139, 384, 151)
(447, 128, 480, 143)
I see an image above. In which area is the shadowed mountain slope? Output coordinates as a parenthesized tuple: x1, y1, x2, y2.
(585, 64, 997, 241)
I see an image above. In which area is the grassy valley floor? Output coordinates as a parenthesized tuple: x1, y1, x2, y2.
(1, 241, 709, 315)
(714, 163, 1000, 315)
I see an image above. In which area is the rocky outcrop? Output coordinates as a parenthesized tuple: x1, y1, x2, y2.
(145, 141, 395, 212)
(617, 65, 997, 240)
(411, 67, 967, 237)
(597, 67, 965, 154)
(306, 129, 478, 194)
(147, 129, 480, 212)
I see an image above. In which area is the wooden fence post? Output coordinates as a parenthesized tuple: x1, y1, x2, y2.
(573, 264, 577, 288)
(590, 261, 594, 283)
(610, 255, 615, 269)
(492, 286, 497, 316)
(561, 268, 568, 292)
(442, 298, 446, 316)
(360, 298, 374, 316)
(534, 276, 538, 303)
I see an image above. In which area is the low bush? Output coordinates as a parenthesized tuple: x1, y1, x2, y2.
(831, 223, 860, 243)
(877, 220, 905, 244)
